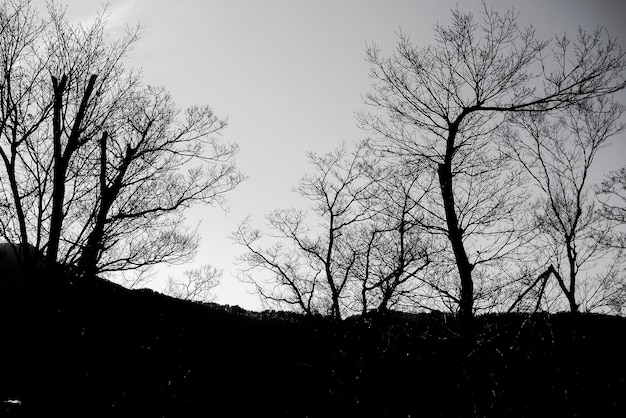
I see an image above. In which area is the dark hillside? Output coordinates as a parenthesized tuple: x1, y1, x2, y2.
(1, 271, 626, 417)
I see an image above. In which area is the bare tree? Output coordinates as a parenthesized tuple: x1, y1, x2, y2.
(234, 148, 437, 317)
(45, 3, 141, 267)
(232, 144, 375, 320)
(349, 159, 434, 314)
(0, 1, 140, 263)
(359, 4, 626, 325)
(231, 216, 320, 316)
(0, 1, 244, 280)
(74, 85, 242, 277)
(597, 166, 626, 249)
(504, 98, 625, 313)
(164, 265, 221, 302)
(0, 0, 50, 265)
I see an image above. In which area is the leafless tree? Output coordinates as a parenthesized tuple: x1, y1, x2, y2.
(231, 216, 321, 316)
(0, 0, 51, 265)
(232, 144, 376, 320)
(0, 1, 141, 264)
(0, 1, 244, 280)
(503, 98, 624, 313)
(45, 3, 143, 267)
(597, 166, 626, 249)
(73, 84, 242, 277)
(349, 159, 435, 314)
(359, 4, 626, 325)
(164, 265, 221, 302)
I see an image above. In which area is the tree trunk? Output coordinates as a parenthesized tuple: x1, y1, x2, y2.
(46, 74, 68, 266)
(567, 244, 579, 314)
(47, 74, 97, 266)
(361, 285, 368, 316)
(438, 119, 474, 336)
(331, 294, 341, 321)
(438, 162, 474, 326)
(1, 158, 31, 266)
(78, 209, 107, 277)
(378, 288, 392, 313)
(326, 213, 342, 321)
(78, 132, 134, 277)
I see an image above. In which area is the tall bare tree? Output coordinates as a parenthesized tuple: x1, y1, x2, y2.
(349, 159, 434, 314)
(359, 4, 626, 325)
(0, 1, 244, 279)
(45, 3, 142, 267)
(0, 0, 50, 266)
(597, 166, 626, 250)
(234, 143, 437, 318)
(504, 98, 625, 313)
(232, 216, 320, 316)
(232, 144, 375, 320)
(74, 85, 241, 277)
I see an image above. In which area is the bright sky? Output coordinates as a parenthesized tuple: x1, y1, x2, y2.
(32, 0, 626, 310)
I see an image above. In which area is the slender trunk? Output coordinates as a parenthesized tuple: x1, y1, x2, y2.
(567, 275, 578, 314)
(11, 196, 31, 270)
(3, 161, 30, 258)
(507, 265, 558, 313)
(77, 132, 108, 276)
(554, 238, 579, 314)
(46, 75, 68, 266)
(78, 219, 106, 277)
(331, 294, 341, 320)
(78, 133, 134, 277)
(0, 140, 30, 264)
(46, 151, 68, 265)
(378, 286, 392, 312)
(361, 231, 377, 315)
(378, 219, 406, 312)
(568, 295, 578, 313)
(567, 276, 578, 313)
(47, 74, 97, 266)
(327, 269, 341, 320)
(439, 118, 474, 340)
(361, 285, 368, 316)
(325, 213, 342, 320)
(437, 116, 474, 352)
(547, 267, 577, 314)
(566, 243, 579, 314)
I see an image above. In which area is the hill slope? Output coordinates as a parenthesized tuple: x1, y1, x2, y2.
(2, 271, 625, 417)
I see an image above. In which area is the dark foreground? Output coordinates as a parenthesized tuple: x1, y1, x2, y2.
(1, 272, 625, 417)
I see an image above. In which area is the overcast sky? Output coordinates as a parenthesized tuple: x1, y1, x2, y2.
(32, 0, 626, 310)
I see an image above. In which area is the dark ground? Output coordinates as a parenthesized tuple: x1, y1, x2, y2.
(1, 270, 625, 417)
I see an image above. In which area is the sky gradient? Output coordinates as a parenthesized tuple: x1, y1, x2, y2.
(32, 0, 626, 310)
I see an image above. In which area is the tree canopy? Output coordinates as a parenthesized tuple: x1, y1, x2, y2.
(0, 0, 244, 280)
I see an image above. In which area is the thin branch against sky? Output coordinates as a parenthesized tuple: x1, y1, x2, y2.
(27, 0, 626, 310)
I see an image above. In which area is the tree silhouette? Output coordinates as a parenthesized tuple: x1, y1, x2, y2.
(164, 265, 221, 302)
(359, 4, 626, 327)
(233, 142, 437, 317)
(233, 144, 375, 319)
(504, 97, 625, 313)
(597, 166, 626, 249)
(0, 1, 244, 279)
(350, 158, 435, 313)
